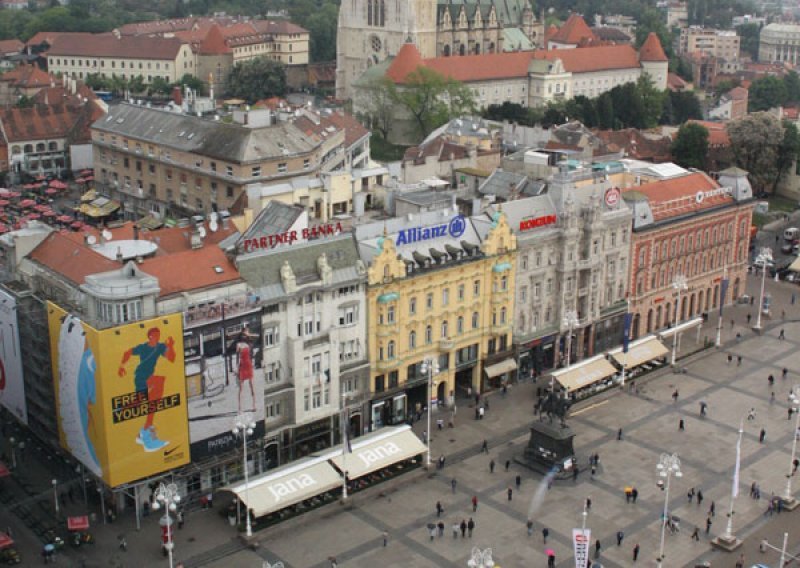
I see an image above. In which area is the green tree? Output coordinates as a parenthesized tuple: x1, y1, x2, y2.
(736, 23, 761, 61)
(665, 91, 703, 124)
(173, 73, 204, 95)
(785, 71, 800, 104)
(484, 102, 530, 125)
(774, 121, 800, 193)
(635, 8, 673, 58)
(728, 112, 786, 194)
(391, 66, 475, 138)
(748, 75, 787, 112)
(225, 57, 287, 102)
(671, 123, 709, 169)
(84, 73, 110, 91)
(149, 76, 171, 97)
(357, 77, 397, 140)
(303, 2, 339, 62)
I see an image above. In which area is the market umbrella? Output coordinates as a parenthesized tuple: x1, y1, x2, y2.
(57, 215, 72, 223)
(0, 532, 13, 549)
(0, 200, 8, 207)
(45, 188, 58, 196)
(5, 191, 19, 199)
(80, 169, 93, 175)
(75, 177, 85, 184)
(26, 213, 40, 220)
(22, 183, 37, 190)
(545, 549, 555, 557)
(34, 204, 48, 212)
(44, 211, 56, 218)
(67, 516, 89, 531)
(19, 199, 36, 208)
(49, 180, 67, 189)
(71, 221, 82, 229)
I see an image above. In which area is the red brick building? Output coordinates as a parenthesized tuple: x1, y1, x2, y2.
(623, 168, 754, 339)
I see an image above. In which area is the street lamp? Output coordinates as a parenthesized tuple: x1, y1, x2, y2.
(52, 479, 59, 516)
(656, 453, 682, 568)
(8, 437, 15, 470)
(233, 411, 257, 537)
(671, 275, 688, 365)
(753, 248, 773, 332)
(151, 482, 181, 568)
(715, 413, 748, 550)
(420, 357, 440, 469)
(562, 310, 580, 369)
(783, 387, 800, 508)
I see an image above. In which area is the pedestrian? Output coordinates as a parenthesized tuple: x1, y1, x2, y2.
(429, 525, 436, 541)
(451, 478, 457, 493)
(436, 501, 443, 517)
(548, 553, 556, 568)
(691, 526, 700, 541)
(705, 516, 712, 534)
(460, 519, 467, 538)
(747, 313, 752, 324)
(768, 374, 775, 387)
(177, 510, 184, 529)
(730, 319, 735, 329)
(672, 389, 679, 402)
(591, 464, 596, 477)
(383, 530, 388, 547)
(119, 535, 128, 550)
(760, 428, 766, 443)
(439, 455, 446, 469)
(422, 430, 427, 444)
(489, 459, 495, 473)
(709, 501, 715, 516)
(573, 465, 580, 481)
(625, 487, 632, 503)
(437, 521, 444, 537)
(515, 474, 521, 489)
(793, 458, 799, 474)
(771, 391, 776, 404)
(735, 553, 745, 568)
(329, 556, 338, 568)
(542, 527, 549, 544)
(632, 487, 638, 503)
(737, 355, 742, 366)
(479, 406, 485, 419)
(507, 487, 513, 501)
(679, 418, 685, 431)
(505, 459, 510, 471)
(616, 530, 624, 546)
(633, 543, 640, 562)
(595, 539, 602, 559)
(585, 496, 592, 510)
(452, 523, 459, 539)
(617, 427, 623, 440)
(502, 383, 507, 397)
(780, 328, 786, 340)
(467, 517, 475, 538)
(472, 495, 478, 512)
(481, 439, 488, 453)
(697, 490, 704, 505)
(748, 408, 756, 421)
(527, 519, 533, 536)
(737, 332, 742, 342)
(688, 488, 695, 503)
(783, 368, 789, 379)
(727, 354, 732, 365)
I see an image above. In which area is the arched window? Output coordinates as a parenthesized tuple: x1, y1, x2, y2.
(387, 340, 395, 359)
(472, 312, 479, 329)
(409, 330, 416, 349)
(23, 144, 33, 153)
(425, 325, 432, 344)
(48, 141, 57, 151)
(500, 307, 507, 324)
(35, 143, 45, 152)
(11, 145, 20, 155)
(457, 316, 464, 334)
(441, 320, 448, 338)
(459, 43, 466, 56)
(474, 43, 480, 55)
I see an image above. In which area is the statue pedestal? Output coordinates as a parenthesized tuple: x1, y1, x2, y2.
(514, 420, 576, 478)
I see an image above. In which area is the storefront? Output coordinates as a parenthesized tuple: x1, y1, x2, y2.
(483, 357, 517, 389)
(607, 336, 669, 378)
(370, 393, 408, 431)
(551, 355, 618, 400)
(518, 334, 557, 379)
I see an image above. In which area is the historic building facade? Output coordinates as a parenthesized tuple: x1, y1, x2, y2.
(624, 168, 754, 339)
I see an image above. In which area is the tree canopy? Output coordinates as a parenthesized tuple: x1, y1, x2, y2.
(225, 57, 287, 103)
(671, 123, 709, 170)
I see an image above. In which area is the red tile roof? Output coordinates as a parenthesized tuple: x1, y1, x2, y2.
(0, 63, 55, 88)
(46, 33, 184, 60)
(29, 231, 119, 285)
(386, 42, 425, 83)
(0, 39, 23, 55)
(729, 86, 748, 100)
(25, 31, 83, 48)
(639, 32, 668, 62)
(139, 247, 240, 298)
(197, 24, 231, 55)
(686, 120, 730, 146)
(667, 72, 688, 91)
(293, 109, 369, 149)
(0, 103, 96, 143)
(531, 45, 641, 74)
(626, 172, 731, 221)
(550, 14, 596, 45)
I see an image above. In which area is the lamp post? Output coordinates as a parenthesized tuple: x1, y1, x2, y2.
(656, 453, 682, 568)
(714, 413, 747, 550)
(420, 357, 440, 469)
(671, 275, 688, 365)
(783, 387, 800, 508)
(233, 411, 257, 537)
(52, 479, 59, 516)
(151, 482, 181, 568)
(753, 248, 773, 332)
(562, 310, 579, 371)
(8, 437, 15, 470)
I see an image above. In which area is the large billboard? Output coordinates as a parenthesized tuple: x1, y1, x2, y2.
(183, 307, 265, 460)
(48, 303, 190, 487)
(0, 289, 26, 424)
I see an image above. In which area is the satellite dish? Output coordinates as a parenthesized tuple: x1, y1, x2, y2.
(209, 219, 218, 232)
(102, 229, 113, 241)
(198, 226, 207, 239)
(87, 235, 97, 245)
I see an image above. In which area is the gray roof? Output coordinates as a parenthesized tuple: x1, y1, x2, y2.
(396, 189, 455, 207)
(236, 235, 363, 297)
(479, 170, 545, 199)
(238, 202, 304, 246)
(93, 104, 320, 164)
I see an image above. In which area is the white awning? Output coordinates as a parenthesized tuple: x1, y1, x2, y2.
(224, 457, 342, 518)
(608, 337, 669, 368)
(658, 317, 704, 340)
(790, 256, 800, 272)
(326, 425, 426, 480)
(485, 358, 517, 378)
(551, 355, 618, 393)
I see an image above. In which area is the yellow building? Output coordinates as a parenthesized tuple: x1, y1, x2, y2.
(356, 210, 516, 429)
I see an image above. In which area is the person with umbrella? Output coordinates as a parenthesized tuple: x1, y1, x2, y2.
(546, 549, 556, 567)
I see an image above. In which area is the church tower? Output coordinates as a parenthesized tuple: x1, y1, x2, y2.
(336, 0, 438, 99)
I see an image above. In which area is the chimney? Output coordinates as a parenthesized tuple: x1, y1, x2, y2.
(172, 86, 183, 105)
(116, 247, 123, 262)
(133, 224, 139, 241)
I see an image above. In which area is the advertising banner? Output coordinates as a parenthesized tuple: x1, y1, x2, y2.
(572, 528, 591, 568)
(183, 307, 266, 460)
(48, 303, 190, 487)
(0, 289, 26, 424)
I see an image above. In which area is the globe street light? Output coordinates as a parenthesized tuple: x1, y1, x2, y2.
(656, 453, 682, 568)
(753, 248, 773, 332)
(233, 412, 257, 537)
(783, 387, 800, 508)
(151, 482, 181, 568)
(671, 275, 688, 365)
(420, 357, 440, 469)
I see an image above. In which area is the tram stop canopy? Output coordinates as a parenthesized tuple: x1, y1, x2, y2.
(551, 355, 617, 394)
(607, 336, 669, 369)
(321, 425, 427, 480)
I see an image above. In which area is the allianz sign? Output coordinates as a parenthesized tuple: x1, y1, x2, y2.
(357, 441, 402, 467)
(268, 473, 317, 503)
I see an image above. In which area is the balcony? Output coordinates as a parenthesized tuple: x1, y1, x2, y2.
(375, 358, 402, 372)
(439, 338, 454, 351)
(492, 323, 512, 335)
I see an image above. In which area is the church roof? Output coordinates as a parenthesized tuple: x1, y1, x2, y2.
(639, 32, 668, 62)
(436, 0, 531, 26)
(550, 13, 596, 45)
(197, 24, 231, 55)
(386, 42, 425, 83)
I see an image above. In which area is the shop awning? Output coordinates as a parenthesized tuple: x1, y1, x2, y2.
(326, 425, 426, 480)
(658, 317, 704, 340)
(608, 337, 669, 368)
(790, 256, 800, 273)
(77, 197, 120, 218)
(225, 457, 341, 518)
(484, 358, 517, 378)
(551, 355, 617, 393)
(67, 515, 89, 531)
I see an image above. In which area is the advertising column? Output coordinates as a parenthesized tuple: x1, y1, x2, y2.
(48, 303, 190, 487)
(0, 289, 26, 424)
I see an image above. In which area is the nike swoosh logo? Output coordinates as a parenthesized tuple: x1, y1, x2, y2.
(164, 446, 180, 456)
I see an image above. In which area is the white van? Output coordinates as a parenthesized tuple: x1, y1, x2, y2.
(784, 227, 799, 241)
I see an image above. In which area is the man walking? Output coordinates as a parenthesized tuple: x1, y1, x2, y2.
(706, 515, 712, 534)
(460, 519, 467, 538)
(633, 543, 640, 562)
(489, 459, 495, 473)
(542, 527, 549, 544)
(467, 518, 475, 538)
(472, 495, 478, 512)
(515, 474, 521, 489)
(451, 478, 457, 494)
(780, 329, 786, 340)
(760, 428, 766, 443)
(481, 440, 488, 454)
(616, 530, 624, 546)
(679, 418, 685, 431)
(507, 487, 513, 501)
(505, 459, 510, 471)
(436, 501, 443, 517)
(382, 530, 388, 547)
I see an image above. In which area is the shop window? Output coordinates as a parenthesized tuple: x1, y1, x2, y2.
(375, 375, 385, 392)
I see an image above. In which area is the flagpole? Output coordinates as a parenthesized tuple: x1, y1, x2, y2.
(716, 265, 728, 347)
(621, 298, 630, 387)
(341, 393, 348, 501)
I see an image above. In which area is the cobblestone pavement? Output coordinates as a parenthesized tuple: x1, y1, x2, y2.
(4, 273, 800, 568)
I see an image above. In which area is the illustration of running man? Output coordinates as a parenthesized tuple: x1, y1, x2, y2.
(118, 328, 176, 452)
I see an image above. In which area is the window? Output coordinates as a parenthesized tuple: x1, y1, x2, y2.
(426, 293, 433, 310)
(473, 280, 480, 296)
(251, 166, 261, 177)
(457, 316, 464, 334)
(534, 282, 541, 299)
(264, 325, 279, 347)
(409, 297, 417, 315)
(425, 325, 433, 344)
(442, 288, 449, 306)
(409, 330, 416, 349)
(457, 284, 465, 301)
(521, 286, 528, 302)
(500, 307, 507, 324)
(441, 321, 448, 338)
(500, 276, 508, 291)
(387, 305, 395, 323)
(338, 305, 357, 326)
(387, 340, 396, 359)
(521, 255, 528, 270)
(303, 158, 310, 169)
(278, 162, 287, 173)
(226, 165, 233, 177)
(472, 312, 479, 329)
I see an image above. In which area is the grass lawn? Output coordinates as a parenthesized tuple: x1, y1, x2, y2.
(768, 195, 797, 212)
(370, 134, 409, 162)
(752, 212, 769, 228)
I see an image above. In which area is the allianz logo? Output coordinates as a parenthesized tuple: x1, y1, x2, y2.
(357, 441, 401, 467)
(268, 473, 317, 503)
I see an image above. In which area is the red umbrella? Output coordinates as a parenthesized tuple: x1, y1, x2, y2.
(84, 176, 94, 182)
(26, 213, 41, 220)
(19, 199, 36, 208)
(71, 221, 82, 229)
(5, 191, 19, 198)
(44, 211, 56, 217)
(22, 183, 37, 190)
(34, 204, 49, 212)
(0, 225, 9, 234)
(0, 532, 13, 549)
(75, 178, 85, 184)
(57, 215, 72, 223)
(49, 180, 67, 189)
(35, 175, 46, 181)
(0, 200, 8, 207)
(80, 169, 93, 175)
(45, 188, 58, 196)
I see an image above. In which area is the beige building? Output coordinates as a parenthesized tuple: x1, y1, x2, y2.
(679, 27, 740, 62)
(91, 105, 349, 220)
(46, 34, 195, 84)
(759, 23, 800, 65)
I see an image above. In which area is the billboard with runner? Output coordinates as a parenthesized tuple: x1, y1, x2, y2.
(48, 303, 190, 487)
(0, 289, 26, 424)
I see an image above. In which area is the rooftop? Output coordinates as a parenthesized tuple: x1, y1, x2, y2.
(623, 171, 731, 222)
(45, 33, 185, 60)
